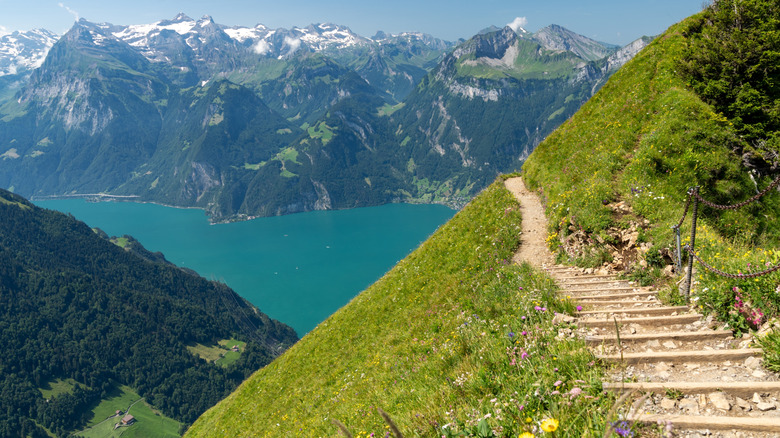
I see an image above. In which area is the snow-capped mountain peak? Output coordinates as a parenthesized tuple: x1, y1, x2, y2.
(0, 28, 59, 76)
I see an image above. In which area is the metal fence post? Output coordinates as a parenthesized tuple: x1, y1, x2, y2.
(674, 226, 682, 273)
(684, 186, 700, 302)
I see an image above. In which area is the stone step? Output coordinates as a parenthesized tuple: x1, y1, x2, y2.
(597, 348, 763, 364)
(555, 274, 618, 280)
(576, 299, 660, 306)
(603, 381, 780, 397)
(628, 414, 780, 433)
(585, 330, 733, 345)
(578, 314, 703, 328)
(561, 279, 633, 286)
(563, 286, 640, 293)
(570, 291, 657, 301)
(578, 306, 689, 317)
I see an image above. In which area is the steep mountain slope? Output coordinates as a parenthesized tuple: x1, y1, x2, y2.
(184, 179, 614, 437)
(0, 22, 168, 195)
(384, 26, 638, 203)
(523, 0, 780, 372)
(113, 79, 298, 217)
(0, 189, 297, 436)
(532, 24, 618, 61)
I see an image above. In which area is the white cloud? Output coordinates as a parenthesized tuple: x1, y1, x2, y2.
(253, 39, 271, 55)
(507, 17, 528, 33)
(58, 3, 80, 22)
(283, 36, 301, 53)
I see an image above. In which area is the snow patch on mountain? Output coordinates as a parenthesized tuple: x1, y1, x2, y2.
(0, 29, 59, 76)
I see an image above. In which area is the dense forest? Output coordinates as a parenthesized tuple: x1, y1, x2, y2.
(0, 189, 298, 437)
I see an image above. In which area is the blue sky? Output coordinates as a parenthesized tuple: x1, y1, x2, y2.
(0, 0, 706, 45)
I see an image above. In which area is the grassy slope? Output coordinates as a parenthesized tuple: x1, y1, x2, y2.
(523, 14, 780, 335)
(186, 179, 614, 437)
(75, 386, 181, 438)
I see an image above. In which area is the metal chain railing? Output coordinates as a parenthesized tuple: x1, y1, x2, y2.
(692, 173, 780, 210)
(670, 173, 780, 301)
(684, 244, 780, 279)
(673, 190, 693, 229)
(670, 188, 694, 273)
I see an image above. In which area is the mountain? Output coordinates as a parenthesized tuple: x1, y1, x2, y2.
(372, 26, 641, 202)
(0, 29, 58, 76)
(0, 188, 297, 436)
(0, 15, 648, 222)
(531, 24, 618, 61)
(0, 29, 59, 102)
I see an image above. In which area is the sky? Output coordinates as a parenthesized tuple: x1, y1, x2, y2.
(0, 0, 707, 46)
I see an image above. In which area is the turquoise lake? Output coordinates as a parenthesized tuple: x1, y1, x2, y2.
(34, 200, 455, 336)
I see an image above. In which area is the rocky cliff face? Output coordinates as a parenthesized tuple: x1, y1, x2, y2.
(532, 24, 618, 61)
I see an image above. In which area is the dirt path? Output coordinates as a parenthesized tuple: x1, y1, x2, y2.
(504, 176, 778, 437)
(504, 177, 554, 267)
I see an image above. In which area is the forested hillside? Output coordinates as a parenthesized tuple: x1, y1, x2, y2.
(0, 17, 646, 222)
(0, 189, 297, 436)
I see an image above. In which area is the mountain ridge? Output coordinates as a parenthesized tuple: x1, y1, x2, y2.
(0, 15, 651, 222)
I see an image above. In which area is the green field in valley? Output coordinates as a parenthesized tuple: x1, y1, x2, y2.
(75, 385, 181, 438)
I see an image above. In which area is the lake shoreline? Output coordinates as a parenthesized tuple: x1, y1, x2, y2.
(34, 198, 456, 334)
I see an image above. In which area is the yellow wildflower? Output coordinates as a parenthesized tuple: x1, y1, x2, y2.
(519, 433, 535, 438)
(540, 418, 559, 432)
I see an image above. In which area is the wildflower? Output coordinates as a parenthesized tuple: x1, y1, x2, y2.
(611, 420, 634, 437)
(509, 332, 515, 338)
(540, 418, 559, 432)
(576, 305, 583, 311)
(519, 433, 535, 438)
(553, 380, 563, 387)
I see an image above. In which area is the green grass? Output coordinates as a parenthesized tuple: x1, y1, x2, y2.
(215, 339, 246, 367)
(187, 339, 246, 368)
(76, 386, 181, 438)
(522, 12, 780, 356)
(39, 378, 82, 399)
(111, 237, 130, 248)
(186, 343, 225, 362)
(455, 39, 582, 81)
(377, 103, 405, 116)
(307, 121, 336, 145)
(0, 194, 31, 210)
(243, 162, 263, 170)
(546, 106, 566, 121)
(186, 179, 616, 437)
(275, 147, 300, 164)
(85, 385, 141, 427)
